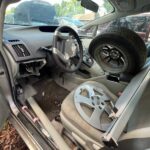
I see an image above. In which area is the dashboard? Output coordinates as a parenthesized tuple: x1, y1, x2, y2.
(3, 25, 93, 78)
(3, 25, 59, 62)
(3, 25, 60, 78)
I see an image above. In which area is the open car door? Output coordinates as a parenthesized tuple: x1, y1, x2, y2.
(0, 88, 10, 129)
(0, 51, 11, 130)
(0, 0, 13, 130)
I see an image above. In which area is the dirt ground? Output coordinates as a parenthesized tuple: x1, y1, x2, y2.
(0, 122, 28, 150)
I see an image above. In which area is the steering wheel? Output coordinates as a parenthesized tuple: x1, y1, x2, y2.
(52, 26, 83, 72)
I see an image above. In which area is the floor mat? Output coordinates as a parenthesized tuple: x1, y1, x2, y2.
(33, 79, 69, 121)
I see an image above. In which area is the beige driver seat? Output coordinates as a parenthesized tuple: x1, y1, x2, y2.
(60, 81, 118, 149)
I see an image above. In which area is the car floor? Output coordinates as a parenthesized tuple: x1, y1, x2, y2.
(33, 78, 69, 121)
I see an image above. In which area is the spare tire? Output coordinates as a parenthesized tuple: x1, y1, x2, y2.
(89, 27, 147, 75)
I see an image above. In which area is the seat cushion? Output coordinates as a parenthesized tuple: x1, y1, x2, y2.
(61, 81, 117, 144)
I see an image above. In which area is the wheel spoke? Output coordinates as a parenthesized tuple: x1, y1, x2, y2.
(101, 46, 111, 56)
(104, 45, 111, 51)
(120, 56, 125, 65)
(101, 50, 109, 57)
(89, 107, 103, 127)
(76, 94, 94, 107)
(104, 56, 112, 63)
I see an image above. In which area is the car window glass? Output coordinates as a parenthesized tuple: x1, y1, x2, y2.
(5, 0, 114, 29)
(97, 13, 150, 42)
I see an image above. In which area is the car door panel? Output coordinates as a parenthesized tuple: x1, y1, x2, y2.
(0, 90, 10, 129)
(0, 54, 11, 130)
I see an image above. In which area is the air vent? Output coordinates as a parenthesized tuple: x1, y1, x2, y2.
(8, 40, 20, 42)
(12, 44, 30, 57)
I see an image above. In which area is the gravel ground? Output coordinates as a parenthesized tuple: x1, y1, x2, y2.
(0, 122, 28, 150)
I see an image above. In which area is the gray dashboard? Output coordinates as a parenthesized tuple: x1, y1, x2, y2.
(3, 25, 93, 78)
(3, 25, 58, 62)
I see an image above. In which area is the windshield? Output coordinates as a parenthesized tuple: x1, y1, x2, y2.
(5, 0, 113, 29)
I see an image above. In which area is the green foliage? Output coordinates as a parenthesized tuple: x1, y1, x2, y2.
(5, 7, 15, 15)
(55, 0, 84, 17)
(5, 7, 15, 23)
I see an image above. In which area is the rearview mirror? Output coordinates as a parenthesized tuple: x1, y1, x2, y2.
(80, 0, 99, 13)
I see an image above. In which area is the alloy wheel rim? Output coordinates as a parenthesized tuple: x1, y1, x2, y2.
(96, 44, 128, 73)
